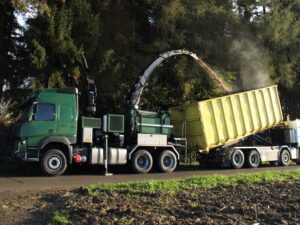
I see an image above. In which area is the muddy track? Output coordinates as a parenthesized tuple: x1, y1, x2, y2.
(0, 179, 299, 225)
(0, 164, 299, 191)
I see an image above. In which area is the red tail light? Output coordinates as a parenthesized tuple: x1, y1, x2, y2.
(73, 155, 82, 163)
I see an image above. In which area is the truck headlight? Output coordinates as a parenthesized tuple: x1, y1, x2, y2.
(15, 142, 21, 153)
(15, 139, 26, 153)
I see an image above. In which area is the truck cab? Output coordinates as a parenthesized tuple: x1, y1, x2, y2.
(15, 88, 78, 174)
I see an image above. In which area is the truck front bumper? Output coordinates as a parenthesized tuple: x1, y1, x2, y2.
(15, 152, 26, 161)
(15, 139, 39, 162)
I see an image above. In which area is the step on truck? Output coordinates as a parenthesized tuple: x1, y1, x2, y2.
(170, 85, 300, 168)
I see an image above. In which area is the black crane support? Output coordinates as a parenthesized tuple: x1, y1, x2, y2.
(248, 134, 275, 146)
(81, 53, 97, 117)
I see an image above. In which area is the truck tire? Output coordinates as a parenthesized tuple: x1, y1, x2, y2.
(40, 149, 67, 176)
(131, 150, 153, 174)
(157, 150, 177, 173)
(231, 149, 244, 169)
(279, 149, 290, 166)
(245, 150, 260, 168)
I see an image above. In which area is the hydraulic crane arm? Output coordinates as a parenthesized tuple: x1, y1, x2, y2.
(130, 49, 199, 108)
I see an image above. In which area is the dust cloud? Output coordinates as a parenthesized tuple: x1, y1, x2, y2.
(231, 40, 273, 91)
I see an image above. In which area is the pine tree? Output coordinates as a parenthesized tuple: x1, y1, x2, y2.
(24, 0, 101, 91)
(13, 0, 300, 116)
(0, 0, 27, 101)
(259, 0, 300, 118)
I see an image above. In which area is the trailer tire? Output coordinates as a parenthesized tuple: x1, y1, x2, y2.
(231, 149, 244, 169)
(246, 150, 260, 168)
(132, 150, 153, 174)
(279, 149, 290, 166)
(157, 150, 177, 173)
(40, 149, 67, 176)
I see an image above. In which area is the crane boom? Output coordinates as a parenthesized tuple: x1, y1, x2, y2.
(130, 49, 199, 108)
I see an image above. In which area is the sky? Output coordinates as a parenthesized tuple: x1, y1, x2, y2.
(16, 13, 26, 27)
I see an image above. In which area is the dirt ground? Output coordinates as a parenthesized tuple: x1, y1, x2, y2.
(0, 179, 299, 225)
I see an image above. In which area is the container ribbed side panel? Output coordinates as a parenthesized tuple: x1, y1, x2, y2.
(169, 85, 283, 151)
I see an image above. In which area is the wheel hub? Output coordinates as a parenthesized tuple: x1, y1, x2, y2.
(137, 156, 149, 169)
(48, 156, 61, 170)
(163, 156, 174, 168)
(250, 154, 259, 164)
(234, 154, 242, 164)
(282, 154, 289, 162)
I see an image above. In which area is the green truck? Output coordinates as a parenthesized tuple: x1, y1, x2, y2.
(14, 50, 194, 176)
(15, 87, 182, 176)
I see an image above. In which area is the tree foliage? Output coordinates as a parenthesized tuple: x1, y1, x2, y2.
(1, 0, 299, 117)
(9, 0, 49, 14)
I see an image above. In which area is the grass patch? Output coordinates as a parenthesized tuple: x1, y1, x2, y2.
(47, 211, 69, 225)
(88, 169, 300, 195)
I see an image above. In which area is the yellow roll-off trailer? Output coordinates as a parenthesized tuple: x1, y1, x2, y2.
(170, 85, 300, 168)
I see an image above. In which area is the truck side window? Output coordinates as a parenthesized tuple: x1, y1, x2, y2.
(34, 104, 55, 121)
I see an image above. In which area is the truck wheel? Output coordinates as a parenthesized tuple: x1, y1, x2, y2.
(40, 149, 67, 176)
(279, 149, 290, 166)
(246, 150, 260, 168)
(132, 150, 153, 174)
(231, 149, 244, 169)
(157, 150, 177, 173)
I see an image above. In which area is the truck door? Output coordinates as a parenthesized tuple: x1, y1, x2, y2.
(56, 104, 77, 137)
(23, 103, 57, 146)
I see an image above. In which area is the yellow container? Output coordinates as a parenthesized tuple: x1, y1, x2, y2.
(169, 85, 283, 152)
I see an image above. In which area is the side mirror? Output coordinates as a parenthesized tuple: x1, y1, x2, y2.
(27, 112, 34, 121)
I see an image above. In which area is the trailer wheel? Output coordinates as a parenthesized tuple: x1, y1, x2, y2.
(279, 149, 290, 166)
(246, 150, 260, 168)
(132, 150, 153, 174)
(40, 149, 67, 176)
(231, 149, 244, 169)
(157, 150, 177, 173)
